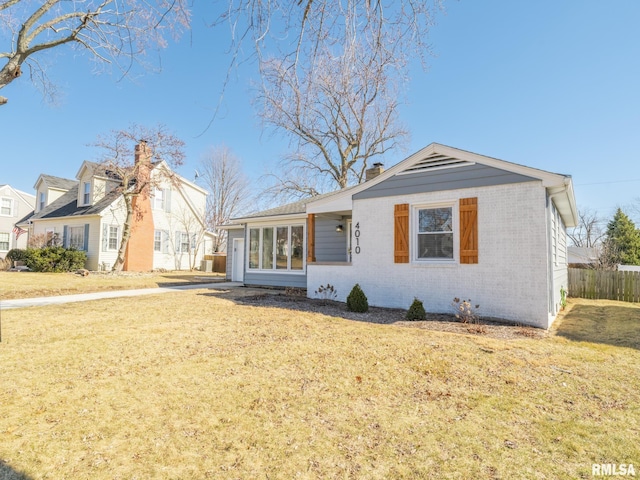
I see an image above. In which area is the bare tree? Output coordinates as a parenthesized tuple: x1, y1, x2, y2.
(198, 145, 252, 252)
(0, 0, 190, 105)
(167, 202, 207, 270)
(218, 0, 440, 75)
(93, 124, 185, 271)
(215, 1, 441, 197)
(258, 30, 408, 198)
(568, 207, 605, 248)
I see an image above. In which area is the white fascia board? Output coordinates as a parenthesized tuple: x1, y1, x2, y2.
(232, 213, 307, 225)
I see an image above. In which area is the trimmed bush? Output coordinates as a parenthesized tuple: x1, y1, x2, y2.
(406, 297, 426, 321)
(346, 283, 368, 313)
(6, 249, 27, 263)
(24, 247, 87, 272)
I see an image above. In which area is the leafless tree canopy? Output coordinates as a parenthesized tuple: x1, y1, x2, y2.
(568, 207, 605, 248)
(92, 124, 186, 271)
(0, 0, 190, 105)
(218, 0, 442, 199)
(259, 34, 408, 199)
(199, 145, 252, 252)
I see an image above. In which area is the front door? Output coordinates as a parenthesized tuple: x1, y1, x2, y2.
(232, 238, 245, 282)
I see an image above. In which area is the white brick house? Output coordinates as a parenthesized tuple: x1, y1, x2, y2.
(226, 143, 577, 328)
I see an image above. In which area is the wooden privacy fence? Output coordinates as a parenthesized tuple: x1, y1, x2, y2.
(569, 268, 640, 302)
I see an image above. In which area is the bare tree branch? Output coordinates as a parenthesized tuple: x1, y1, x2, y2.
(0, 0, 190, 105)
(198, 145, 253, 252)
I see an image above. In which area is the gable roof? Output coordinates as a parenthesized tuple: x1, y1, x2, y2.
(307, 143, 578, 227)
(34, 174, 78, 192)
(28, 184, 120, 221)
(0, 184, 36, 207)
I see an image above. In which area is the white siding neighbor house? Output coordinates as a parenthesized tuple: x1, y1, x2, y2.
(225, 143, 578, 329)
(0, 184, 35, 259)
(18, 142, 215, 271)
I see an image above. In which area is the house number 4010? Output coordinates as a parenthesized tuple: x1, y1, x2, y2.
(353, 222, 361, 254)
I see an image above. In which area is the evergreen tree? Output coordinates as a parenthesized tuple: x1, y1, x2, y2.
(605, 209, 640, 266)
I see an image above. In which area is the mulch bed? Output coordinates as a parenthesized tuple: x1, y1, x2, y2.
(234, 291, 548, 340)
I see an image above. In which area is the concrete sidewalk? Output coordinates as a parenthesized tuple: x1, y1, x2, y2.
(0, 282, 243, 310)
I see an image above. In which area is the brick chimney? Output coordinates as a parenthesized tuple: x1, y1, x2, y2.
(365, 162, 384, 181)
(124, 140, 155, 272)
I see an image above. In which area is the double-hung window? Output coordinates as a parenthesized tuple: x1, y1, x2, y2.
(0, 198, 12, 216)
(108, 226, 118, 250)
(249, 225, 304, 271)
(83, 182, 91, 205)
(0, 232, 9, 251)
(415, 205, 454, 260)
(153, 188, 164, 210)
(69, 226, 85, 250)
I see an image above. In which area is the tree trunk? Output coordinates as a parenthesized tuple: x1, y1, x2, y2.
(112, 195, 135, 272)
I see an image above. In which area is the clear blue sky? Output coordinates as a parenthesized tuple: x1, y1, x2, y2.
(1, 0, 639, 224)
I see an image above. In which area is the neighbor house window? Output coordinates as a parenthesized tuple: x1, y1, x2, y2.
(153, 188, 164, 210)
(0, 232, 9, 251)
(39, 192, 46, 211)
(69, 226, 85, 250)
(154, 230, 163, 252)
(83, 182, 91, 204)
(108, 226, 118, 250)
(415, 205, 454, 260)
(249, 225, 304, 271)
(0, 198, 12, 216)
(178, 232, 190, 253)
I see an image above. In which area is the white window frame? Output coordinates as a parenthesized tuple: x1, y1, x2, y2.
(69, 226, 85, 250)
(154, 230, 163, 252)
(82, 182, 91, 205)
(107, 225, 119, 251)
(412, 202, 457, 264)
(39, 192, 46, 211)
(153, 188, 164, 210)
(0, 232, 9, 251)
(0, 197, 13, 216)
(248, 224, 305, 273)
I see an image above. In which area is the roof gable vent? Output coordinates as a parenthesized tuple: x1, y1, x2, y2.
(398, 153, 475, 175)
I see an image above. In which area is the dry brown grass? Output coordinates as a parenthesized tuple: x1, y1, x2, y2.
(0, 293, 639, 479)
(0, 271, 225, 300)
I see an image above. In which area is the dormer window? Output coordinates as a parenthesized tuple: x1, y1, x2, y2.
(83, 182, 91, 205)
(39, 192, 46, 211)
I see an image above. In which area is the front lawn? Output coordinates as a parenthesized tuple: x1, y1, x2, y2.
(0, 293, 638, 479)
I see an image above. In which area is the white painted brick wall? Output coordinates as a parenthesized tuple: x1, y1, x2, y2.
(308, 182, 554, 328)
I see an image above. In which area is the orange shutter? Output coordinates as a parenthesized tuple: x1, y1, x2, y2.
(307, 214, 316, 263)
(459, 197, 478, 264)
(394, 204, 410, 263)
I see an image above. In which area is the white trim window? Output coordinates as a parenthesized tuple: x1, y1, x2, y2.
(39, 192, 46, 211)
(249, 225, 304, 272)
(154, 230, 170, 253)
(107, 226, 119, 250)
(0, 232, 9, 251)
(414, 204, 455, 261)
(0, 197, 13, 216)
(153, 188, 164, 210)
(69, 226, 85, 250)
(82, 182, 91, 205)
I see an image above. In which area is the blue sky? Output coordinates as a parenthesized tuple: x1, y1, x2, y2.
(1, 0, 639, 224)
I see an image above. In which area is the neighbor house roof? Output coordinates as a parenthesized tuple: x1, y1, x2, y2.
(35, 174, 78, 191)
(28, 184, 120, 221)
